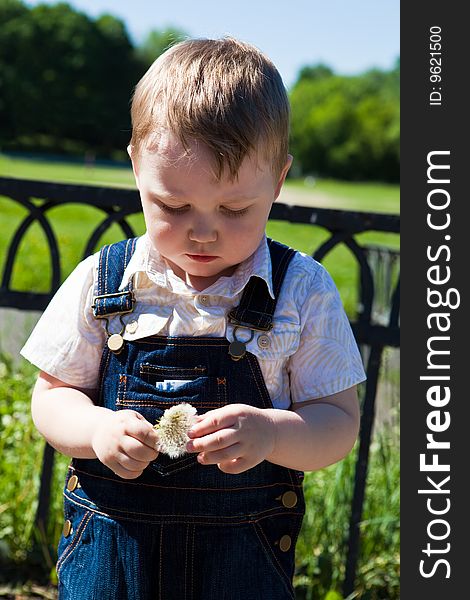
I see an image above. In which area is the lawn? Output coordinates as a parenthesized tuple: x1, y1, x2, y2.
(0, 153, 400, 215)
(287, 176, 400, 214)
(0, 154, 399, 318)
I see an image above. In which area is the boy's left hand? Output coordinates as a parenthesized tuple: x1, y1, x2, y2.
(186, 404, 276, 474)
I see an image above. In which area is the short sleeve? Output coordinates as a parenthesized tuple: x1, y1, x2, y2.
(287, 264, 366, 403)
(20, 254, 105, 388)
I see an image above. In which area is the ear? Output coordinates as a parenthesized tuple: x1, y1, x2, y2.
(127, 144, 140, 188)
(273, 154, 293, 201)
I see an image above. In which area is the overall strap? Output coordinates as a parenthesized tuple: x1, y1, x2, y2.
(227, 238, 296, 331)
(92, 237, 139, 318)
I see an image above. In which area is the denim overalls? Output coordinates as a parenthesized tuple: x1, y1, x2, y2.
(56, 237, 306, 600)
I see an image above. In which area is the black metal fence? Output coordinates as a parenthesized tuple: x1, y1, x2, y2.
(0, 176, 400, 597)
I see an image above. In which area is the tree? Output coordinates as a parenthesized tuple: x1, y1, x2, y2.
(0, 1, 141, 157)
(136, 27, 188, 69)
(289, 61, 400, 181)
(0, 0, 29, 141)
(0, 0, 26, 20)
(296, 64, 333, 83)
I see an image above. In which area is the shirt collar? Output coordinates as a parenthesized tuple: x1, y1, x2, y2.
(119, 233, 275, 300)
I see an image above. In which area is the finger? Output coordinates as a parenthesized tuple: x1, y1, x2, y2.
(187, 407, 236, 438)
(112, 467, 144, 480)
(197, 442, 241, 465)
(124, 414, 161, 450)
(187, 428, 238, 453)
(108, 458, 145, 480)
(217, 457, 248, 475)
(115, 450, 150, 473)
(191, 415, 205, 424)
(121, 435, 159, 462)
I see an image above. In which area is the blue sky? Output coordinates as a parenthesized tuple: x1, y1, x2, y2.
(25, 0, 399, 89)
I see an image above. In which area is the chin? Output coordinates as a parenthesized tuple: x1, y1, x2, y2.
(187, 264, 221, 276)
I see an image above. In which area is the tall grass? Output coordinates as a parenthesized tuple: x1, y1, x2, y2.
(293, 384, 399, 600)
(0, 354, 71, 584)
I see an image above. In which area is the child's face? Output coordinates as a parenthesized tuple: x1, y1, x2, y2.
(129, 132, 292, 290)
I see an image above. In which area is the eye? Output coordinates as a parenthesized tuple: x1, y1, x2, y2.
(222, 207, 249, 218)
(157, 201, 189, 215)
(155, 199, 249, 218)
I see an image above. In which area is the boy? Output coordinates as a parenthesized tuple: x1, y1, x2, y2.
(22, 37, 366, 599)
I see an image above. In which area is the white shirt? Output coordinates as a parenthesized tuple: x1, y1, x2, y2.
(20, 234, 366, 410)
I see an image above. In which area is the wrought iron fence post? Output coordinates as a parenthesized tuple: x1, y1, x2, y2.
(34, 441, 56, 536)
(342, 342, 384, 598)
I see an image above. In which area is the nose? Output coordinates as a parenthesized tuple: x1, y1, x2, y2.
(188, 220, 218, 243)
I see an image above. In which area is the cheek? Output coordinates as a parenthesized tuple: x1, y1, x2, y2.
(142, 205, 173, 235)
(227, 213, 267, 237)
(234, 221, 260, 238)
(148, 222, 176, 250)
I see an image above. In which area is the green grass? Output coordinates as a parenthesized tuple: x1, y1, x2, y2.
(0, 153, 400, 213)
(288, 177, 399, 214)
(0, 153, 136, 188)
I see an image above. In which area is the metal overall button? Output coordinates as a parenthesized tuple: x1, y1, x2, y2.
(279, 535, 292, 552)
(63, 520, 73, 538)
(105, 315, 127, 354)
(66, 475, 79, 492)
(280, 491, 298, 508)
(275, 490, 298, 508)
(228, 326, 255, 361)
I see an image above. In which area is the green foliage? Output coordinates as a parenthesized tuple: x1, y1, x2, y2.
(297, 64, 334, 83)
(0, 0, 26, 21)
(136, 27, 188, 68)
(289, 64, 399, 182)
(0, 0, 144, 158)
(0, 1, 188, 159)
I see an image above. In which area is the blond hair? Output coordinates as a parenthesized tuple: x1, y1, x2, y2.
(129, 37, 290, 180)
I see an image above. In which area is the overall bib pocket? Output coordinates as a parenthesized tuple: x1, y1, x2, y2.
(116, 366, 228, 476)
(140, 362, 208, 382)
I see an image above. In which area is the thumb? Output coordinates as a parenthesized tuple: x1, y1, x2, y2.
(132, 410, 158, 430)
(132, 411, 160, 450)
(141, 425, 160, 452)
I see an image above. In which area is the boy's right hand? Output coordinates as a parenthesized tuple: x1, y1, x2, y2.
(91, 409, 160, 479)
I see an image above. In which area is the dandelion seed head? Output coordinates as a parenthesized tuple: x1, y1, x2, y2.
(154, 403, 198, 459)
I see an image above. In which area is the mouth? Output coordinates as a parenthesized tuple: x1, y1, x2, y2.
(186, 254, 218, 263)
